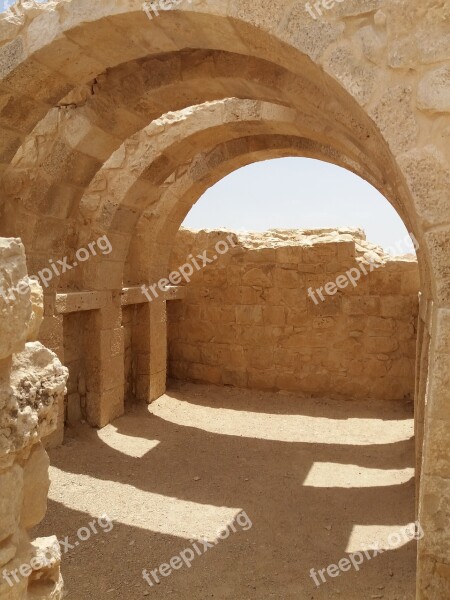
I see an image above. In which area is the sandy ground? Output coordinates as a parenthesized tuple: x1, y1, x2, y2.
(34, 382, 417, 600)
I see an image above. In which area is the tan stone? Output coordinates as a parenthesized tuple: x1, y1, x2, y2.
(27, 536, 63, 600)
(21, 442, 50, 530)
(4, 343, 68, 454)
(418, 67, 450, 113)
(0, 238, 32, 359)
(0, 2, 448, 596)
(0, 465, 23, 542)
(168, 229, 418, 402)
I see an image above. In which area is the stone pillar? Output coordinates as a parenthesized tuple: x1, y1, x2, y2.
(0, 238, 68, 600)
(85, 291, 125, 428)
(414, 294, 432, 514)
(39, 293, 65, 448)
(417, 306, 450, 599)
(135, 299, 167, 403)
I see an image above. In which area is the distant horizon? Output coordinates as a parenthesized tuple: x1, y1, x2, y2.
(177, 225, 417, 257)
(182, 157, 417, 255)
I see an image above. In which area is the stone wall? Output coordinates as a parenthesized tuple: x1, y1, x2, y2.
(0, 1, 448, 595)
(62, 310, 94, 427)
(0, 238, 68, 600)
(168, 228, 419, 401)
(122, 303, 145, 407)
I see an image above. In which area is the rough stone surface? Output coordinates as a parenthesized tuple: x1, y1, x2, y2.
(27, 278, 44, 342)
(27, 536, 64, 600)
(20, 442, 50, 529)
(0, 232, 67, 600)
(0, 464, 23, 542)
(168, 229, 419, 401)
(0, 0, 448, 597)
(1, 342, 68, 455)
(0, 238, 32, 359)
(418, 67, 450, 113)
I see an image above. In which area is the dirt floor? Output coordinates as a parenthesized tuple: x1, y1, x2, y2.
(35, 382, 417, 600)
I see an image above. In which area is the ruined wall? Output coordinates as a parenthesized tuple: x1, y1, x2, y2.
(0, 1, 448, 595)
(62, 310, 95, 426)
(0, 238, 68, 600)
(168, 228, 419, 401)
(122, 303, 141, 407)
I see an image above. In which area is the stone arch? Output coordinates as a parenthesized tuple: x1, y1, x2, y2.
(0, 2, 448, 597)
(78, 97, 398, 285)
(63, 97, 409, 431)
(124, 132, 371, 286)
(0, 2, 437, 291)
(97, 95, 423, 441)
(0, 48, 401, 277)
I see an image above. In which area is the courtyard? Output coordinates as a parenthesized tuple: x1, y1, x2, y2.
(36, 383, 417, 599)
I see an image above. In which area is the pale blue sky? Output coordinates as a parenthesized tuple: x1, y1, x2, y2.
(0, 0, 20, 10)
(183, 158, 413, 253)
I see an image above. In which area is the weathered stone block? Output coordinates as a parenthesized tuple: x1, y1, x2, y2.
(0, 238, 32, 359)
(169, 229, 418, 402)
(20, 442, 50, 529)
(418, 66, 450, 113)
(0, 465, 23, 542)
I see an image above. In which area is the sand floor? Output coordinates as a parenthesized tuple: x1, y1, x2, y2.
(34, 382, 417, 599)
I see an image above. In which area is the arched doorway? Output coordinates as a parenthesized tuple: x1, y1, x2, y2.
(0, 2, 448, 598)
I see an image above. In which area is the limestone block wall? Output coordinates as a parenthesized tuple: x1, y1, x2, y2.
(0, 0, 446, 595)
(62, 310, 95, 426)
(122, 303, 141, 406)
(168, 228, 420, 401)
(0, 238, 68, 600)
